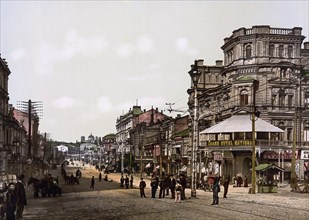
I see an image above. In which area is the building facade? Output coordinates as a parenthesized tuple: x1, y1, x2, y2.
(187, 26, 309, 183)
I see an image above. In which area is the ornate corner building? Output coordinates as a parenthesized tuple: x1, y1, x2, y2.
(188, 26, 309, 182)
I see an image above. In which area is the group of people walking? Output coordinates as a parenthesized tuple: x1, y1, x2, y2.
(138, 173, 187, 203)
(3, 174, 27, 220)
(120, 175, 134, 189)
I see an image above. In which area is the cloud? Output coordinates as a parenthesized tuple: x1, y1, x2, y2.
(97, 96, 113, 113)
(116, 35, 154, 58)
(52, 96, 77, 109)
(9, 48, 25, 61)
(125, 63, 161, 81)
(33, 30, 109, 75)
(136, 35, 154, 53)
(116, 43, 134, 57)
(60, 30, 109, 60)
(176, 37, 198, 55)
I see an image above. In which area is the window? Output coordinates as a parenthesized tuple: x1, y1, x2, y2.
(287, 128, 292, 141)
(305, 92, 309, 108)
(246, 45, 252, 59)
(240, 89, 249, 106)
(304, 122, 309, 142)
(288, 45, 293, 58)
(279, 45, 284, 58)
(269, 44, 275, 57)
(288, 95, 293, 109)
(271, 94, 276, 109)
(278, 122, 285, 140)
(278, 89, 285, 107)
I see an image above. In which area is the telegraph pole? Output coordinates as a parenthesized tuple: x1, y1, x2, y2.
(251, 80, 259, 194)
(17, 99, 43, 158)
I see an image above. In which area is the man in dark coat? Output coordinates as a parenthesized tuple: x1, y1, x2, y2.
(170, 176, 176, 199)
(179, 175, 187, 200)
(211, 174, 221, 205)
(125, 175, 129, 189)
(150, 174, 158, 198)
(139, 178, 146, 198)
(6, 183, 17, 220)
(159, 177, 166, 198)
(15, 174, 27, 219)
(223, 175, 230, 198)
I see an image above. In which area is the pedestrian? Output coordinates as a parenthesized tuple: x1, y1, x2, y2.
(104, 174, 108, 181)
(223, 175, 230, 198)
(165, 175, 171, 196)
(125, 175, 129, 189)
(90, 176, 95, 189)
(243, 175, 248, 187)
(170, 176, 176, 199)
(6, 182, 17, 220)
(139, 178, 146, 198)
(150, 174, 158, 198)
(99, 172, 102, 182)
(159, 177, 165, 198)
(179, 175, 187, 200)
(15, 174, 27, 219)
(120, 175, 124, 187)
(175, 183, 182, 203)
(211, 174, 220, 205)
(130, 176, 134, 188)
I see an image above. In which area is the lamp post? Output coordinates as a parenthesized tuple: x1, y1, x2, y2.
(188, 60, 202, 198)
(251, 80, 259, 194)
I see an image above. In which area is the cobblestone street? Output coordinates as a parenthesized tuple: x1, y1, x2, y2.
(21, 164, 309, 220)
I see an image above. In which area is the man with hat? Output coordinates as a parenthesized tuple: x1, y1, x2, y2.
(15, 174, 27, 219)
(139, 178, 146, 198)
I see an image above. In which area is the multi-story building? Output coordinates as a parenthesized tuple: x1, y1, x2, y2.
(101, 133, 116, 171)
(0, 56, 28, 175)
(187, 26, 309, 183)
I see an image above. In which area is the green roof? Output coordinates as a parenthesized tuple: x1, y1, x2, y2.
(238, 75, 255, 81)
(254, 163, 284, 172)
(173, 128, 189, 137)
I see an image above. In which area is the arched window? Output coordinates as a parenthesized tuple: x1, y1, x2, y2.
(278, 122, 285, 140)
(278, 89, 285, 108)
(269, 44, 275, 57)
(304, 121, 309, 142)
(240, 89, 248, 106)
(279, 45, 284, 58)
(305, 91, 309, 108)
(246, 45, 252, 59)
(288, 45, 293, 58)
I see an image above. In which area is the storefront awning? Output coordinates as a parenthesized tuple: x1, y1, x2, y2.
(173, 145, 181, 148)
(200, 114, 284, 134)
(180, 165, 187, 172)
(145, 163, 151, 168)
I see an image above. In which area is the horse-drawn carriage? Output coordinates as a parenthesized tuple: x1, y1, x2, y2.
(28, 175, 62, 197)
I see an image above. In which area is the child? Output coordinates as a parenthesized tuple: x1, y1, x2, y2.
(175, 183, 182, 203)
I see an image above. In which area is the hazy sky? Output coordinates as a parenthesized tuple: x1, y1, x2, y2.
(1, 1, 308, 142)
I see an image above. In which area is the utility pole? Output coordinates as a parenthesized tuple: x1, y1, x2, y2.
(251, 80, 259, 194)
(17, 99, 43, 158)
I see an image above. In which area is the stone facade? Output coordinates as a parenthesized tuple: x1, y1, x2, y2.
(188, 25, 309, 182)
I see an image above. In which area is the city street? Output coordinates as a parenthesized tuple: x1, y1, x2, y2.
(21, 163, 309, 220)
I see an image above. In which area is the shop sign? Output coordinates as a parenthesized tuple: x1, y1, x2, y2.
(213, 152, 223, 161)
(207, 140, 253, 146)
(300, 150, 309, 160)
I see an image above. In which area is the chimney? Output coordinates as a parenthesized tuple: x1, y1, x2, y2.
(216, 60, 223, 66)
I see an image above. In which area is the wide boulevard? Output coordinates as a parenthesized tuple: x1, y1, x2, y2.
(22, 162, 309, 220)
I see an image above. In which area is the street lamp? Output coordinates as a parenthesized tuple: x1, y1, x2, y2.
(250, 80, 259, 194)
(188, 60, 202, 198)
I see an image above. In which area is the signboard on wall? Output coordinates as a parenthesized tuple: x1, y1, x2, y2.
(300, 150, 309, 160)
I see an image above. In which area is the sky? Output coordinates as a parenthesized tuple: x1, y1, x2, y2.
(0, 1, 308, 143)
